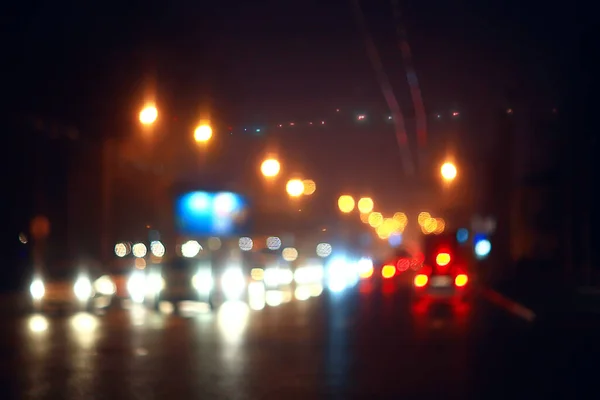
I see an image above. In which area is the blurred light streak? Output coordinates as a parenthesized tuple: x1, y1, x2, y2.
(217, 301, 249, 345)
(248, 282, 266, 310)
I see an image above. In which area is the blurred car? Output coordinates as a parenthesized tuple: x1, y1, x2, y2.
(29, 261, 116, 313)
(411, 232, 471, 301)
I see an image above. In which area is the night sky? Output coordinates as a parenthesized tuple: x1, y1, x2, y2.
(3, 0, 594, 281)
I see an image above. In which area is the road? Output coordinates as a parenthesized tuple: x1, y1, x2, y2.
(0, 283, 597, 400)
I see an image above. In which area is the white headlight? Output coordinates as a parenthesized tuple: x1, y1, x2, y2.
(30, 278, 45, 300)
(221, 268, 246, 300)
(93, 275, 116, 295)
(127, 271, 147, 303)
(74, 276, 93, 301)
(192, 269, 213, 294)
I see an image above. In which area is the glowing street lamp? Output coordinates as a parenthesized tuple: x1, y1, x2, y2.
(261, 158, 281, 178)
(441, 162, 457, 182)
(194, 124, 213, 143)
(139, 105, 158, 125)
(357, 197, 374, 214)
(286, 179, 305, 197)
(338, 195, 355, 213)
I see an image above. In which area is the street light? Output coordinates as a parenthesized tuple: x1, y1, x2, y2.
(286, 179, 304, 197)
(338, 195, 355, 213)
(261, 158, 281, 178)
(139, 105, 158, 125)
(441, 162, 457, 182)
(194, 124, 213, 143)
(357, 197, 374, 214)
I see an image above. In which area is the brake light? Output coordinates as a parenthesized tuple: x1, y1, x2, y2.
(455, 274, 468, 287)
(381, 265, 396, 279)
(414, 274, 428, 287)
(435, 252, 451, 266)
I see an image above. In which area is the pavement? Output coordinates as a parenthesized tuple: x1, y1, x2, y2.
(0, 282, 598, 399)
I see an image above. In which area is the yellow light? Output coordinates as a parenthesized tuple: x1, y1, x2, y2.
(381, 265, 396, 279)
(418, 212, 431, 226)
(337, 195, 355, 213)
(286, 179, 305, 197)
(435, 252, 451, 266)
(434, 218, 446, 234)
(302, 179, 316, 195)
(139, 105, 158, 125)
(357, 197, 374, 214)
(194, 124, 213, 142)
(368, 212, 383, 227)
(261, 158, 281, 178)
(441, 162, 457, 181)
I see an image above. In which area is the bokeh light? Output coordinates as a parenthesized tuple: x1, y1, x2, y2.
(302, 179, 316, 195)
(368, 212, 383, 228)
(261, 158, 281, 178)
(338, 195, 355, 213)
(266, 236, 282, 250)
(418, 212, 431, 226)
(194, 124, 213, 143)
(441, 162, 457, 181)
(132, 243, 147, 258)
(357, 197, 374, 214)
(316, 243, 332, 258)
(139, 105, 158, 125)
(286, 179, 305, 197)
(238, 237, 253, 251)
(282, 247, 299, 262)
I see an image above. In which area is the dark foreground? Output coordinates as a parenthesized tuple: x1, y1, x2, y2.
(0, 284, 597, 400)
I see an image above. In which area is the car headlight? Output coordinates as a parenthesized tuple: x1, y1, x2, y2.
(221, 267, 246, 300)
(127, 271, 146, 303)
(93, 275, 116, 295)
(74, 276, 93, 301)
(30, 278, 45, 300)
(192, 268, 213, 294)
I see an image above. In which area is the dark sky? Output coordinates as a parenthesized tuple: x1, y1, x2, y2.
(4, 0, 587, 127)
(3, 0, 594, 266)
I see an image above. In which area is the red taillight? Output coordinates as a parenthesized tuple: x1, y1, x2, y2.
(435, 252, 451, 266)
(455, 274, 468, 287)
(414, 274, 428, 287)
(397, 258, 410, 271)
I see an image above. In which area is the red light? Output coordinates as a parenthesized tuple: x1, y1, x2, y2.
(381, 265, 396, 279)
(455, 274, 468, 287)
(435, 252, 451, 266)
(414, 274, 428, 287)
(397, 258, 410, 271)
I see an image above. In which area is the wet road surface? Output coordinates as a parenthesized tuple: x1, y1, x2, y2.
(0, 284, 597, 400)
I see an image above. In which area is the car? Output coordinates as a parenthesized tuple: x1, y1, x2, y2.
(28, 261, 116, 313)
(411, 232, 471, 302)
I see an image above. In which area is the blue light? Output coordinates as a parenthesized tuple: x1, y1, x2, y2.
(474, 239, 491, 259)
(388, 233, 403, 248)
(175, 191, 249, 237)
(256, 128, 261, 132)
(456, 228, 469, 243)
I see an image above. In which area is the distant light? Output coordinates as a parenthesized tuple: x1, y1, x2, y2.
(194, 124, 212, 143)
(289, 122, 295, 126)
(357, 115, 366, 120)
(261, 158, 281, 178)
(507, 108, 514, 115)
(115, 243, 128, 257)
(309, 122, 313, 125)
(474, 239, 491, 258)
(321, 121, 325, 124)
(182, 240, 202, 258)
(452, 111, 460, 117)
(266, 236, 281, 250)
(388, 233, 403, 247)
(239, 237, 253, 251)
(388, 115, 392, 120)
(456, 228, 469, 243)
(336, 108, 340, 112)
(150, 241, 165, 257)
(278, 124, 283, 127)
(316, 243, 332, 258)
(282, 247, 298, 262)
(132, 243, 147, 258)
(436, 114, 442, 119)
(286, 179, 305, 197)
